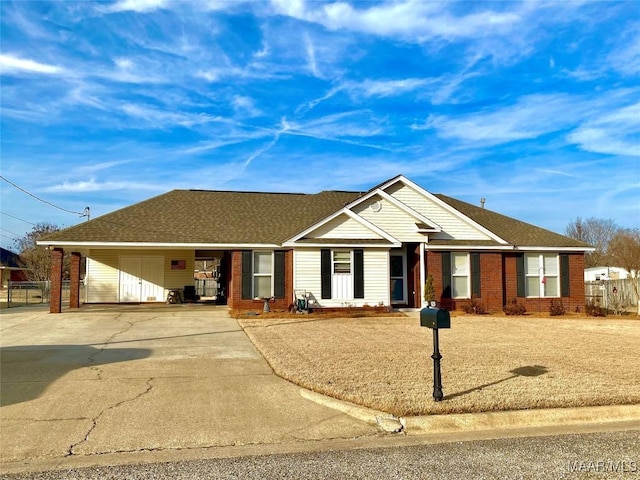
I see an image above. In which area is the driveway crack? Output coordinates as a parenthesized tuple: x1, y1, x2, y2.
(87, 315, 135, 379)
(66, 377, 155, 456)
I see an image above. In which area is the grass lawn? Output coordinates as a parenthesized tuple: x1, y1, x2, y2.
(238, 313, 640, 417)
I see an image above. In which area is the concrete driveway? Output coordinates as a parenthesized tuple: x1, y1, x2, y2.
(0, 305, 380, 473)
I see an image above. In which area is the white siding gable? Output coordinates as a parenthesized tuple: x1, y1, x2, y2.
(352, 195, 428, 243)
(307, 212, 384, 240)
(385, 182, 493, 241)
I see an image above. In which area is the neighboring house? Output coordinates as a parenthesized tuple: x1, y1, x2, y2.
(584, 266, 631, 282)
(0, 247, 28, 288)
(39, 175, 593, 313)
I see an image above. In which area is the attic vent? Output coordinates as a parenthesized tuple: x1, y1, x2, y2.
(370, 201, 382, 212)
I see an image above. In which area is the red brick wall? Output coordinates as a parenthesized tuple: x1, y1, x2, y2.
(479, 252, 503, 311)
(427, 250, 587, 313)
(50, 248, 64, 314)
(504, 252, 586, 314)
(228, 250, 293, 311)
(503, 252, 520, 305)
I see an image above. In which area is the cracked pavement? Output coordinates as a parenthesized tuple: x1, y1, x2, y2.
(0, 305, 382, 474)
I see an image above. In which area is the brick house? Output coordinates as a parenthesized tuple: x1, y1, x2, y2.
(39, 175, 592, 313)
(1, 247, 28, 288)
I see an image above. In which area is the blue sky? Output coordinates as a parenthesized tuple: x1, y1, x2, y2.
(1, 0, 639, 251)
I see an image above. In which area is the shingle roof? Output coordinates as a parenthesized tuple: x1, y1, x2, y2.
(40, 184, 590, 250)
(0, 247, 25, 268)
(41, 189, 363, 245)
(434, 194, 592, 249)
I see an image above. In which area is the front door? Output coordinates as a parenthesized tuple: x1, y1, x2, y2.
(390, 249, 407, 305)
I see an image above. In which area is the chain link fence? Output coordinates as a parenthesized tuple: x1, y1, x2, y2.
(3, 281, 84, 308)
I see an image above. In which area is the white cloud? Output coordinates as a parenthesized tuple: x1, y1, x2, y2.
(270, 0, 521, 42)
(232, 95, 261, 117)
(350, 78, 431, 98)
(119, 103, 219, 128)
(0, 54, 64, 75)
(420, 94, 581, 143)
(44, 178, 160, 193)
(567, 103, 640, 157)
(304, 32, 320, 78)
(102, 0, 171, 13)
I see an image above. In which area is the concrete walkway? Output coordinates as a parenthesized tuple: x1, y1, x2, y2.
(0, 305, 381, 474)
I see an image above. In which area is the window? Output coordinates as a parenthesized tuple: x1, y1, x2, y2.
(390, 251, 406, 303)
(253, 251, 272, 298)
(241, 250, 285, 300)
(525, 253, 559, 297)
(451, 252, 469, 298)
(333, 251, 351, 274)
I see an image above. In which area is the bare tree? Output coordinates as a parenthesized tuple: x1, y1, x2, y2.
(608, 228, 640, 314)
(13, 223, 67, 283)
(565, 217, 618, 268)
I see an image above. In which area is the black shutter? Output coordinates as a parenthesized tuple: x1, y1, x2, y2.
(241, 251, 252, 299)
(321, 249, 331, 299)
(560, 254, 570, 297)
(441, 252, 452, 298)
(516, 254, 525, 297)
(353, 249, 364, 299)
(471, 252, 481, 298)
(274, 251, 285, 299)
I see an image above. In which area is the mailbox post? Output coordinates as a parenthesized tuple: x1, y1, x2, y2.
(420, 307, 451, 402)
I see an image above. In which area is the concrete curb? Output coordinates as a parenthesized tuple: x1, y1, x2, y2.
(299, 390, 403, 433)
(300, 389, 640, 436)
(401, 404, 640, 435)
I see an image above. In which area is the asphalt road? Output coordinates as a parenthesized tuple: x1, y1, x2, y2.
(2, 430, 638, 480)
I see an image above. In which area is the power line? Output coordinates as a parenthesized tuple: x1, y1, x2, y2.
(1, 212, 36, 225)
(0, 227, 22, 237)
(0, 175, 87, 217)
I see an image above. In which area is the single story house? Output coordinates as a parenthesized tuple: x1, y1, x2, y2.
(39, 175, 593, 313)
(1, 247, 28, 288)
(584, 266, 632, 282)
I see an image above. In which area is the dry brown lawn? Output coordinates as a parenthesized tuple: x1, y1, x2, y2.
(238, 313, 640, 417)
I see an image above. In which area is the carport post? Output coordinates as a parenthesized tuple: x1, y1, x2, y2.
(70, 252, 81, 309)
(50, 247, 63, 314)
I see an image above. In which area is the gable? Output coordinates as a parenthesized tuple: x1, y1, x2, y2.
(381, 182, 496, 242)
(306, 212, 385, 240)
(352, 195, 432, 243)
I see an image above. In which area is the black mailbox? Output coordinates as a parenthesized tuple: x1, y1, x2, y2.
(420, 308, 451, 329)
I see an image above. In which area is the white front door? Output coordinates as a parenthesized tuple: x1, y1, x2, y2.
(119, 256, 164, 302)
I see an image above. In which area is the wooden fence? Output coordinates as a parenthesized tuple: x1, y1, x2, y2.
(585, 278, 639, 314)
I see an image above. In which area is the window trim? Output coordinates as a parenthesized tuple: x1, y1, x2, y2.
(252, 250, 274, 299)
(450, 252, 470, 299)
(524, 253, 560, 298)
